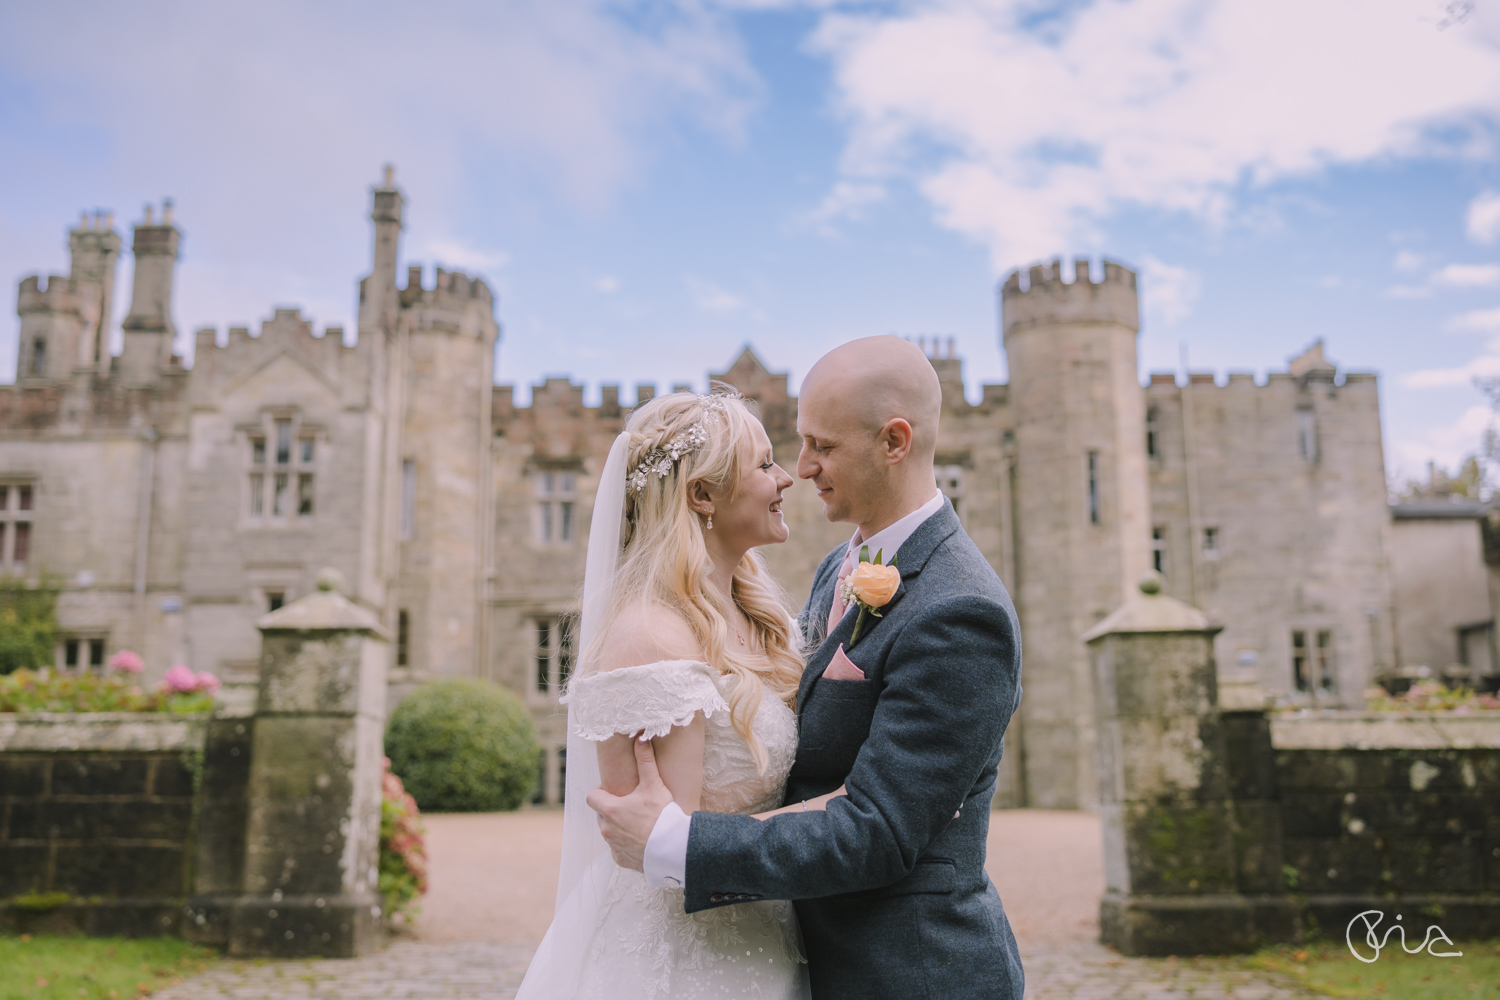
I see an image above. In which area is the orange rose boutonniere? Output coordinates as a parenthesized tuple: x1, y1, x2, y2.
(843, 545, 900, 647)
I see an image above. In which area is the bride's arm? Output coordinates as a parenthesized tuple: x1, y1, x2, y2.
(597, 723, 705, 812)
(752, 785, 846, 820)
(592, 607, 707, 812)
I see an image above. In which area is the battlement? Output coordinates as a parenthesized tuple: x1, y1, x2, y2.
(193, 308, 351, 357)
(1001, 256, 1139, 340)
(17, 275, 81, 315)
(398, 265, 497, 341)
(1001, 256, 1135, 296)
(1142, 354, 1379, 395)
(400, 265, 494, 307)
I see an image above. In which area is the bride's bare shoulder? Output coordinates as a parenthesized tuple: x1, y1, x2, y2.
(596, 603, 703, 673)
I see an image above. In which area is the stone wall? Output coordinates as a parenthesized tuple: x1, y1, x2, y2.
(0, 713, 210, 935)
(1269, 711, 1500, 937)
(1092, 585, 1500, 955)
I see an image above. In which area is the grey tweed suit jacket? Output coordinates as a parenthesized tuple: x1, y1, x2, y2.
(684, 499, 1025, 1000)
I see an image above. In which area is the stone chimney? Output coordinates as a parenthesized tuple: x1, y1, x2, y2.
(118, 201, 180, 384)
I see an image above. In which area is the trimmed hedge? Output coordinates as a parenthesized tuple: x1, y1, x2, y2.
(385, 678, 540, 812)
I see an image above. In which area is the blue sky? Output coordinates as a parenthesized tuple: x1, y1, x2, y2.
(1, 0, 1497, 485)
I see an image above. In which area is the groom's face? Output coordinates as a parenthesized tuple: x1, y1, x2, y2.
(795, 388, 884, 526)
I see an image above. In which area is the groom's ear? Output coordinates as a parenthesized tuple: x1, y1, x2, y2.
(879, 417, 914, 465)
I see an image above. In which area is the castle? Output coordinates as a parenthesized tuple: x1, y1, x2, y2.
(5, 174, 1475, 810)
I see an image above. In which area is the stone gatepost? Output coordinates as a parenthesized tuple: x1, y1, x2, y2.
(228, 569, 391, 958)
(1087, 574, 1296, 955)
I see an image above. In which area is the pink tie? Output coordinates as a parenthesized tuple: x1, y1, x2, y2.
(826, 542, 860, 635)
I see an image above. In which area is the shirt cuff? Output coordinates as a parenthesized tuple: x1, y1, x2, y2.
(643, 800, 690, 889)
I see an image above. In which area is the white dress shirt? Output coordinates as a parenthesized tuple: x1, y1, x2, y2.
(643, 490, 945, 889)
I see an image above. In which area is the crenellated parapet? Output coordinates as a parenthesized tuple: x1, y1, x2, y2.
(1143, 341, 1380, 398)
(1001, 256, 1139, 340)
(399, 265, 497, 340)
(17, 275, 84, 318)
(188, 308, 365, 409)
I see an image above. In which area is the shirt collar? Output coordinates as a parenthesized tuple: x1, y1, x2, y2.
(846, 490, 945, 567)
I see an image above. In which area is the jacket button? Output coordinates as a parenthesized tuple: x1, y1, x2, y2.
(710, 893, 724, 903)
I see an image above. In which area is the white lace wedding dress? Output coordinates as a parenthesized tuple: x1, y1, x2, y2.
(515, 658, 809, 1000)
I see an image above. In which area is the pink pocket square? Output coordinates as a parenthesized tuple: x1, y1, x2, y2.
(824, 643, 866, 681)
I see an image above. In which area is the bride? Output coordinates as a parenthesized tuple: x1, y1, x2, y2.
(515, 389, 837, 1000)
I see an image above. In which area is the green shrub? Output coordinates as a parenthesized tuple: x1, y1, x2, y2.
(385, 678, 540, 812)
(0, 581, 58, 675)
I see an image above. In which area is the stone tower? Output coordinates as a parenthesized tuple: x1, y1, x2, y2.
(350, 167, 501, 681)
(118, 202, 180, 384)
(1003, 258, 1152, 809)
(394, 262, 498, 679)
(15, 212, 121, 381)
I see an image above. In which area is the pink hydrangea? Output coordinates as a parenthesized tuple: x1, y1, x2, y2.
(161, 663, 198, 693)
(194, 670, 222, 694)
(108, 650, 144, 674)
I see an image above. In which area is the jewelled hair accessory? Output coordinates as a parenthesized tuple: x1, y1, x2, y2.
(626, 394, 730, 494)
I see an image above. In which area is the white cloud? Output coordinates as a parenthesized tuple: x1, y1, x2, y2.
(0, 0, 758, 348)
(687, 276, 746, 313)
(1140, 255, 1200, 326)
(1393, 403, 1495, 472)
(1394, 250, 1426, 272)
(1448, 307, 1500, 332)
(808, 0, 1500, 269)
(595, 275, 622, 294)
(802, 179, 887, 231)
(1467, 190, 1500, 244)
(1386, 284, 1433, 299)
(414, 239, 511, 277)
(1404, 357, 1500, 388)
(1432, 262, 1500, 287)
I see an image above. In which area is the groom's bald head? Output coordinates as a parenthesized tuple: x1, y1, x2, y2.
(802, 336, 941, 456)
(797, 336, 943, 530)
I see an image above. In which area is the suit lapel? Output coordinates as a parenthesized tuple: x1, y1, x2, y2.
(796, 499, 962, 712)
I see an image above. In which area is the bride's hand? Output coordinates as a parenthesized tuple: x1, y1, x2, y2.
(752, 784, 847, 821)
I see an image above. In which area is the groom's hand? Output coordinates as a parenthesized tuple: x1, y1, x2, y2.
(586, 736, 675, 872)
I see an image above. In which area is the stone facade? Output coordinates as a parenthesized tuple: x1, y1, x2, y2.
(1390, 501, 1494, 683)
(3, 177, 1441, 809)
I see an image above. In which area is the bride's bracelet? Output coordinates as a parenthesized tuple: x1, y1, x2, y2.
(801, 800, 808, 812)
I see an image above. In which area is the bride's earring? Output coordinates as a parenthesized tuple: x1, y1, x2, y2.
(706, 513, 713, 530)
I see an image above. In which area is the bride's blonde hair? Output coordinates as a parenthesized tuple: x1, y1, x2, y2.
(586, 388, 803, 771)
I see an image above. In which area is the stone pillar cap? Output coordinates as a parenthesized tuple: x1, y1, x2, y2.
(1082, 572, 1220, 642)
(256, 568, 390, 637)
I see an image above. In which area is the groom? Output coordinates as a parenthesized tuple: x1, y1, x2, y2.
(589, 335, 1024, 1000)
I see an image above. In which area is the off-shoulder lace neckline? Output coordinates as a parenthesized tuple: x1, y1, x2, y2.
(579, 658, 711, 679)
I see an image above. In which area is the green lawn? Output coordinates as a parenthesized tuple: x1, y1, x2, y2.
(1250, 940, 1500, 998)
(0, 935, 218, 999)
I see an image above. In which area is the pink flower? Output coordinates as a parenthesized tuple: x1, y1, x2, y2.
(161, 664, 198, 693)
(194, 670, 222, 694)
(108, 650, 144, 674)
